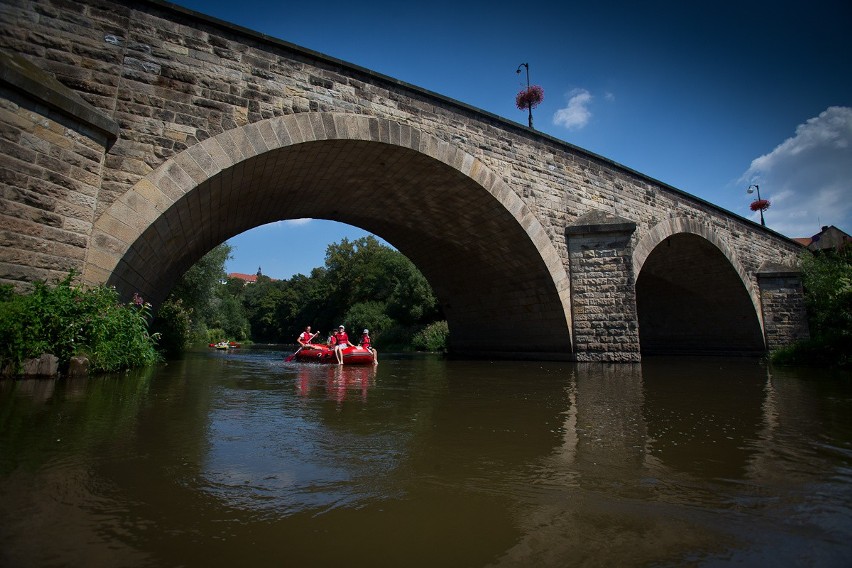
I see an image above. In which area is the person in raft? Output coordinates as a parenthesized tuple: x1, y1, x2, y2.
(359, 329, 378, 364)
(297, 325, 318, 347)
(332, 325, 352, 364)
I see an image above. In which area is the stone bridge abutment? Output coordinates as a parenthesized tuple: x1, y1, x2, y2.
(0, 0, 810, 361)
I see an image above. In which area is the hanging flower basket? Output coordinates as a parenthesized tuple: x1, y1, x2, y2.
(516, 85, 544, 110)
(750, 199, 771, 212)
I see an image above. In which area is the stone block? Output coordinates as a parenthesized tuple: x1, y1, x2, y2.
(22, 353, 59, 377)
(68, 355, 90, 377)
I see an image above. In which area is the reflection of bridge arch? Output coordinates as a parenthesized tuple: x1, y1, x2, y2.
(633, 218, 765, 354)
(82, 113, 572, 357)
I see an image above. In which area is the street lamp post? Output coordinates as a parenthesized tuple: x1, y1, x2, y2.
(747, 184, 767, 226)
(516, 63, 532, 128)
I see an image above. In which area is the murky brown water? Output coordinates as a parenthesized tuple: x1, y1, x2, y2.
(1, 348, 850, 567)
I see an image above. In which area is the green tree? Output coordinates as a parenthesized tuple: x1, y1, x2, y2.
(343, 301, 394, 337)
(384, 253, 439, 325)
(800, 247, 852, 337)
(151, 297, 193, 356)
(216, 235, 443, 349)
(169, 243, 232, 325)
(159, 242, 251, 349)
(242, 276, 285, 341)
(771, 247, 851, 367)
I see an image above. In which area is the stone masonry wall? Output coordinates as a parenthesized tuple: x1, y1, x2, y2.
(566, 216, 640, 362)
(758, 272, 810, 350)
(0, 0, 803, 277)
(0, 79, 112, 288)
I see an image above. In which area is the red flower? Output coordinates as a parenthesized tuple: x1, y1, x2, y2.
(516, 85, 545, 110)
(750, 199, 771, 212)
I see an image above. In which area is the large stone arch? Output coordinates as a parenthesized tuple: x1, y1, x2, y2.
(81, 112, 573, 358)
(632, 218, 766, 354)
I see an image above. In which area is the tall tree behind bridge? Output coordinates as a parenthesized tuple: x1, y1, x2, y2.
(237, 236, 441, 344)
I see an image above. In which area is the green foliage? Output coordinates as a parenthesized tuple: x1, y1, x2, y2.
(411, 320, 450, 352)
(206, 328, 227, 343)
(0, 275, 160, 375)
(242, 276, 285, 341)
(151, 297, 193, 356)
(319, 236, 440, 330)
(770, 332, 850, 368)
(771, 248, 851, 368)
(343, 301, 394, 338)
(384, 254, 440, 325)
(170, 243, 231, 321)
(165, 243, 251, 348)
(164, 235, 444, 350)
(799, 248, 852, 337)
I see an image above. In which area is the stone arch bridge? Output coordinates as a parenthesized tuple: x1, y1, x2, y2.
(0, 0, 808, 361)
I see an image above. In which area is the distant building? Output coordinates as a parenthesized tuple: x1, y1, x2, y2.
(228, 272, 258, 284)
(227, 266, 275, 284)
(795, 226, 851, 252)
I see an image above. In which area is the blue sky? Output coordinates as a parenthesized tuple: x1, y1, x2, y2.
(171, 0, 851, 280)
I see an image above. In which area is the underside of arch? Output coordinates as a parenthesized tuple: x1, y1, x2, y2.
(636, 233, 765, 355)
(85, 113, 573, 358)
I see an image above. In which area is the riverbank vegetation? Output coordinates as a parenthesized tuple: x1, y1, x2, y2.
(157, 236, 449, 354)
(0, 274, 161, 375)
(770, 247, 851, 368)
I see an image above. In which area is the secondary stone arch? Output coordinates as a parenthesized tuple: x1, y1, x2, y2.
(632, 218, 765, 354)
(82, 112, 573, 358)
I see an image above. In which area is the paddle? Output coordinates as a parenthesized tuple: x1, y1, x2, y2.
(284, 331, 319, 362)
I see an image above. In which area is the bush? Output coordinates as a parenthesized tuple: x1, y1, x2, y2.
(770, 332, 851, 368)
(0, 275, 160, 375)
(411, 320, 450, 352)
(206, 328, 226, 344)
(775, 248, 852, 368)
(152, 297, 193, 356)
(800, 248, 852, 338)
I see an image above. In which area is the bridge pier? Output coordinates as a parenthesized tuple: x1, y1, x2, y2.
(565, 212, 641, 362)
(757, 266, 810, 350)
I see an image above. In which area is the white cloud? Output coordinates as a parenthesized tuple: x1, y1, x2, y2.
(248, 219, 311, 235)
(740, 106, 852, 238)
(284, 218, 312, 226)
(553, 89, 593, 130)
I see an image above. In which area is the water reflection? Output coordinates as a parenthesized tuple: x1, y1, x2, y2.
(1, 352, 850, 567)
(496, 359, 852, 567)
(293, 364, 377, 403)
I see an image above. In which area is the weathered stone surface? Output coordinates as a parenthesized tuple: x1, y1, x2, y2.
(68, 355, 90, 377)
(757, 269, 810, 350)
(22, 353, 59, 377)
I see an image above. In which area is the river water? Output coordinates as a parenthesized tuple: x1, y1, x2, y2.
(1, 347, 850, 567)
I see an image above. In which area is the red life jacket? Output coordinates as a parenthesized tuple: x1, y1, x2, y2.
(360, 334, 371, 349)
(334, 331, 349, 345)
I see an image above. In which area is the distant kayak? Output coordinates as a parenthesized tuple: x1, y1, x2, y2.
(209, 341, 241, 349)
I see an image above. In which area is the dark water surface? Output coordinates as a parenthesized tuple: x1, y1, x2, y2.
(1, 348, 850, 567)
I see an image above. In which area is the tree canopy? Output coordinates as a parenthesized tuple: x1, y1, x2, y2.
(159, 235, 445, 351)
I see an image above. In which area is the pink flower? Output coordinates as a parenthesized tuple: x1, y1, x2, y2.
(750, 199, 771, 212)
(516, 85, 545, 110)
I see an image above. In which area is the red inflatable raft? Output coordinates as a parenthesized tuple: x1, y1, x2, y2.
(290, 344, 376, 365)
